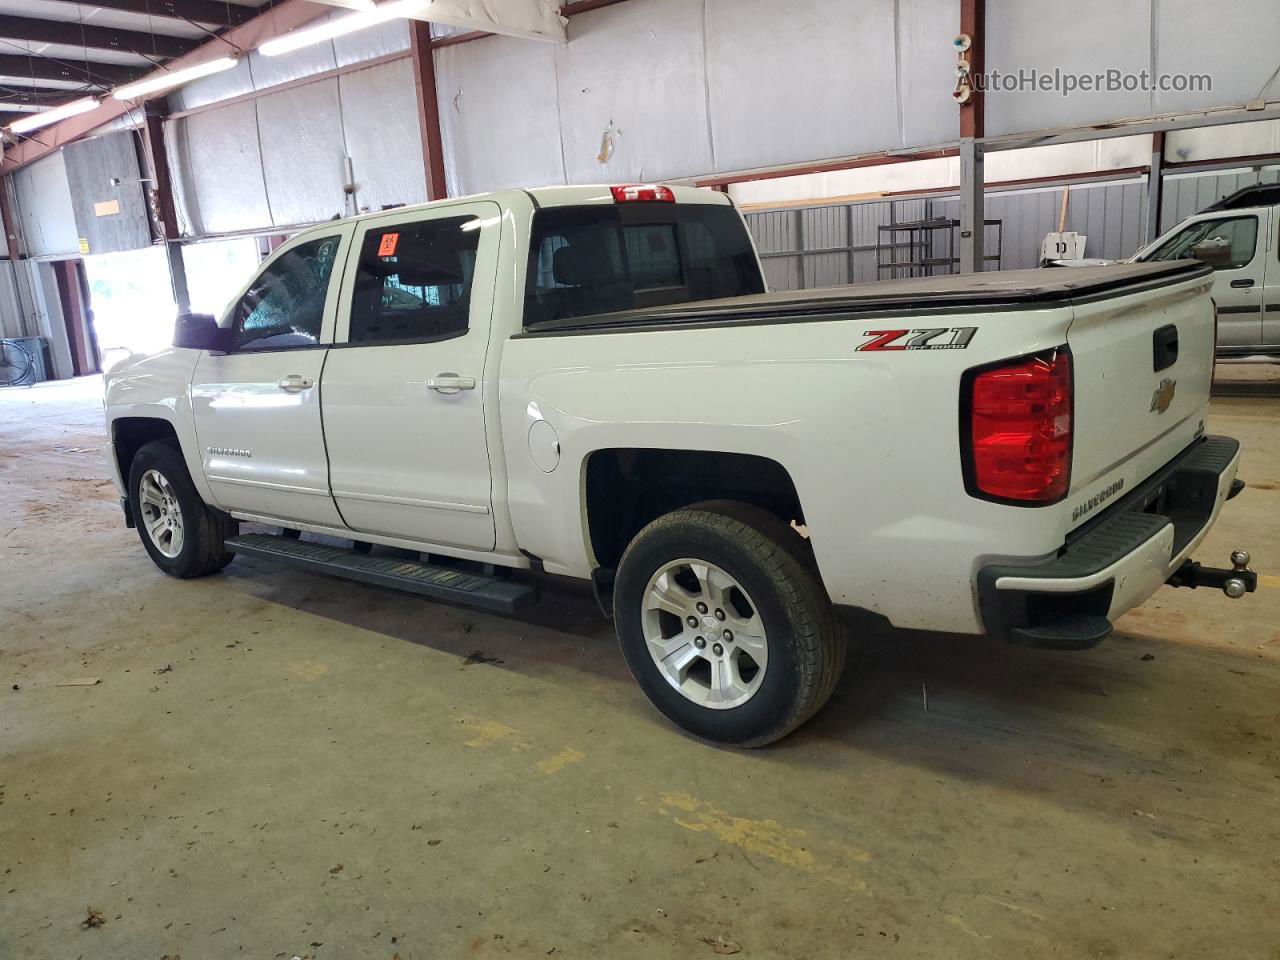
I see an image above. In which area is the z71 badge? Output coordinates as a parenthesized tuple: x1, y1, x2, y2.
(858, 327, 978, 351)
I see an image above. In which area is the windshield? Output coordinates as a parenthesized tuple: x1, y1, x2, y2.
(523, 203, 764, 326)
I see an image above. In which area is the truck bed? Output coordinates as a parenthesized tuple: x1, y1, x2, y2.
(518, 260, 1211, 335)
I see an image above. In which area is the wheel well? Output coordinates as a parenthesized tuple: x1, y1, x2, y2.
(584, 448, 806, 571)
(112, 417, 180, 482)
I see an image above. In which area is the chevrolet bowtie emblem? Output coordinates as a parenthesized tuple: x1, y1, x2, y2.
(1150, 377, 1177, 414)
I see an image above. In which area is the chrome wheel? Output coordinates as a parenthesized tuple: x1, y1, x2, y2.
(642, 558, 768, 710)
(138, 468, 184, 559)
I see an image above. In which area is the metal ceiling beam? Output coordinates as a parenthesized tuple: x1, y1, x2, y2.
(3, 0, 326, 170)
(0, 14, 198, 59)
(43, 0, 254, 27)
(0, 53, 146, 87)
(0, 85, 92, 106)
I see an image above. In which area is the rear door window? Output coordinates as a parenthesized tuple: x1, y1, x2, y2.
(524, 203, 763, 325)
(349, 215, 480, 344)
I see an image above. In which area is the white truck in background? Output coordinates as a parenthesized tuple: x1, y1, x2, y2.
(104, 183, 1256, 746)
(1053, 182, 1280, 357)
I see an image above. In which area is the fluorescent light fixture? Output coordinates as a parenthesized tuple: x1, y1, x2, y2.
(0, 103, 47, 114)
(258, 0, 428, 57)
(112, 55, 240, 100)
(8, 96, 100, 133)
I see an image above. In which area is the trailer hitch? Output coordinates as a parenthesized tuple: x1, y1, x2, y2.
(1167, 550, 1257, 598)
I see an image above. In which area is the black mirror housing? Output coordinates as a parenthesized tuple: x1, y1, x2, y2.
(174, 312, 233, 352)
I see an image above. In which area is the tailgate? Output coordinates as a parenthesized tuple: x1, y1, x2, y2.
(1064, 267, 1216, 529)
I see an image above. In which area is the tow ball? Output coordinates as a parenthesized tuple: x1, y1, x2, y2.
(1167, 550, 1257, 599)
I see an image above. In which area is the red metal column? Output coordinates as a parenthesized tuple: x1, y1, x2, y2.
(141, 106, 190, 312)
(0, 175, 21, 263)
(959, 0, 985, 141)
(409, 19, 449, 202)
(143, 107, 180, 242)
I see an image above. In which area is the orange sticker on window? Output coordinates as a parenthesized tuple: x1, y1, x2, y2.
(377, 232, 399, 256)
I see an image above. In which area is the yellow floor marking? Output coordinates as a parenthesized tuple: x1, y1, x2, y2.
(657, 791, 869, 893)
(945, 915, 991, 941)
(536, 747, 585, 775)
(1258, 574, 1280, 590)
(456, 716, 518, 749)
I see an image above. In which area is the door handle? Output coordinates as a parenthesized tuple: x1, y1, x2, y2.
(427, 373, 476, 395)
(1230, 278, 1255, 288)
(276, 374, 314, 392)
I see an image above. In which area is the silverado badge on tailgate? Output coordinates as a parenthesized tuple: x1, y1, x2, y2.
(1150, 377, 1177, 414)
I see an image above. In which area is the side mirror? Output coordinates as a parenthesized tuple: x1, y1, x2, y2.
(1189, 238, 1234, 269)
(173, 312, 232, 352)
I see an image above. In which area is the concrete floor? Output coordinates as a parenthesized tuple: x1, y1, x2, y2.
(2, 371, 1279, 959)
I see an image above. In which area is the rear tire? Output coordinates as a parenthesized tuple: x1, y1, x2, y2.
(614, 502, 845, 747)
(128, 440, 237, 579)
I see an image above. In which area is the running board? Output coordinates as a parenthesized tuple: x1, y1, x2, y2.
(225, 533, 537, 615)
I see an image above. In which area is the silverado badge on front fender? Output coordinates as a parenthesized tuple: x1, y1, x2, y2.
(1150, 378, 1177, 414)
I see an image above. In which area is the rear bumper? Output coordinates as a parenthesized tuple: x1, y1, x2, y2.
(977, 435, 1243, 648)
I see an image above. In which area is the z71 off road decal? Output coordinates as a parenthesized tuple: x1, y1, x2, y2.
(858, 327, 978, 351)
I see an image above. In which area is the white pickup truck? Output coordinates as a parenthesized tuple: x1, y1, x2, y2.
(104, 183, 1255, 746)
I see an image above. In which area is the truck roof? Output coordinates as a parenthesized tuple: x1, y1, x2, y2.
(285, 184, 732, 243)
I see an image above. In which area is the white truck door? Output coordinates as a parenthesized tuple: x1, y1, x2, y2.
(1264, 207, 1280, 348)
(190, 228, 352, 527)
(321, 201, 501, 551)
(1143, 212, 1264, 348)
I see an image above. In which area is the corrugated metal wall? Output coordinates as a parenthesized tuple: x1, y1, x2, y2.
(745, 178, 1152, 290)
(10, 152, 80, 258)
(1160, 166, 1280, 233)
(747, 199, 928, 290)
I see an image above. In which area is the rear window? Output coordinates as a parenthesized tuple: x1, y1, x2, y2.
(524, 203, 764, 326)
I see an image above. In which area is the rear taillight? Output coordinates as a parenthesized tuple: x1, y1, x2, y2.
(611, 183, 675, 203)
(965, 348, 1073, 503)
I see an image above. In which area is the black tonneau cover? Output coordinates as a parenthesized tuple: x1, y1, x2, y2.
(518, 260, 1210, 336)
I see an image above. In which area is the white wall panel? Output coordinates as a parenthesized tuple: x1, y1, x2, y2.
(256, 79, 350, 226)
(247, 42, 337, 91)
(986, 0, 1152, 137)
(897, 0, 957, 149)
(334, 16, 410, 66)
(436, 35, 564, 195)
(172, 100, 271, 235)
(340, 58, 429, 211)
(170, 57, 256, 112)
(1154, 0, 1280, 114)
(706, 0, 899, 170)
(11, 152, 79, 257)
(556, 0, 712, 183)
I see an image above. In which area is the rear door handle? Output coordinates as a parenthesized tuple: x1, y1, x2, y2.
(276, 374, 314, 392)
(427, 373, 476, 395)
(1230, 278, 1255, 288)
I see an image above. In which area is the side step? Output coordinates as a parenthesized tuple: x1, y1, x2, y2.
(225, 533, 537, 615)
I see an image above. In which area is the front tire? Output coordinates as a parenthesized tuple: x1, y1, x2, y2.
(128, 440, 237, 579)
(614, 502, 845, 747)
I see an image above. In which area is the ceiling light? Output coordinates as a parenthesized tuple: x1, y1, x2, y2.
(0, 103, 47, 114)
(112, 55, 240, 101)
(258, 0, 429, 57)
(8, 97, 100, 133)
